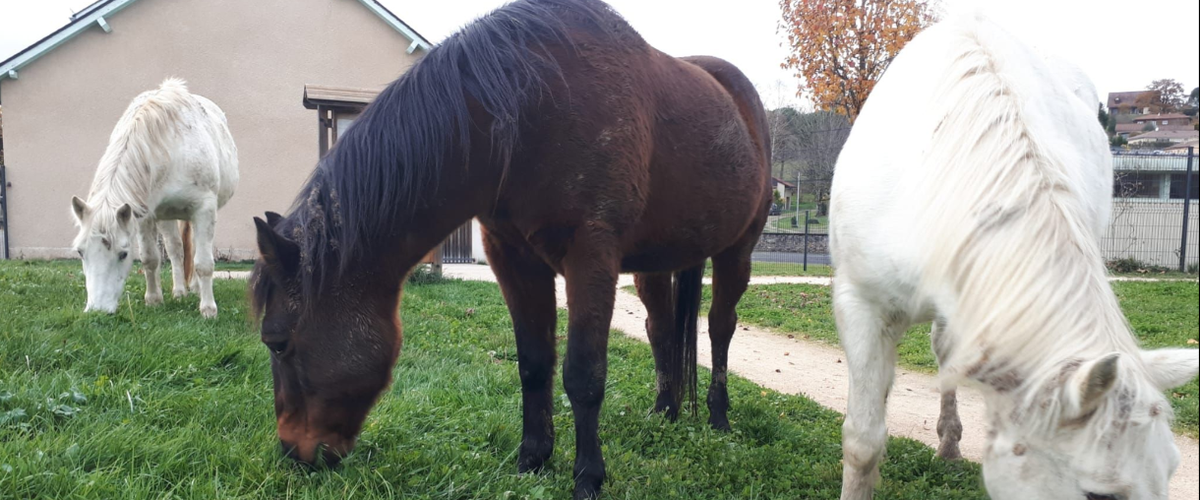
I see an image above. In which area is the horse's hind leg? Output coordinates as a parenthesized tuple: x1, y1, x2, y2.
(931, 317, 963, 460)
(635, 272, 682, 419)
(191, 203, 219, 319)
(707, 242, 754, 432)
(138, 218, 164, 306)
(836, 282, 904, 500)
(158, 221, 188, 299)
(483, 234, 558, 474)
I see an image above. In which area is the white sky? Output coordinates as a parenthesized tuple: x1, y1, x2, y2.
(1, 0, 1197, 108)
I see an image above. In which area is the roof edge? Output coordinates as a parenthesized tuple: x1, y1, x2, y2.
(0, 0, 139, 82)
(356, 0, 432, 52)
(1, 0, 432, 83)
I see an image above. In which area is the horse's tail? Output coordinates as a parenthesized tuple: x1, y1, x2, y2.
(673, 264, 705, 414)
(179, 221, 194, 288)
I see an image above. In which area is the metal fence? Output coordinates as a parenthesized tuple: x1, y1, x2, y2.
(754, 175, 832, 273)
(752, 148, 1199, 275)
(1102, 150, 1197, 271)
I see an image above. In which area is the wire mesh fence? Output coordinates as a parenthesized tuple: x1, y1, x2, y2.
(1102, 150, 1197, 272)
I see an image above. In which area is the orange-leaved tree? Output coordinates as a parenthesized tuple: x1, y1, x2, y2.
(779, 0, 938, 122)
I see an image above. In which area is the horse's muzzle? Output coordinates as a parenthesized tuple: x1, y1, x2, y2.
(281, 439, 347, 468)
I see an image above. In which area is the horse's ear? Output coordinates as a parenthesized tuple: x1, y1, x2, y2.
(254, 216, 300, 275)
(1140, 349, 1199, 391)
(71, 196, 90, 224)
(265, 211, 284, 227)
(1067, 353, 1121, 416)
(116, 204, 133, 229)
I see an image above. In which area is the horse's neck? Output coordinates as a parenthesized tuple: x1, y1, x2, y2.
(942, 251, 1134, 391)
(88, 133, 162, 215)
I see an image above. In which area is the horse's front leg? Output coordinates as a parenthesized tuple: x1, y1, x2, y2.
(836, 282, 903, 500)
(561, 233, 619, 500)
(157, 220, 189, 298)
(191, 203, 219, 319)
(138, 218, 163, 306)
(484, 234, 559, 473)
(931, 318, 963, 460)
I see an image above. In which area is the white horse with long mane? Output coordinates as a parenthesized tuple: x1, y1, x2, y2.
(71, 78, 237, 318)
(830, 14, 1197, 500)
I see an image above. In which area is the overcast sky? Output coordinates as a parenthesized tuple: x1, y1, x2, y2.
(2, 0, 1197, 109)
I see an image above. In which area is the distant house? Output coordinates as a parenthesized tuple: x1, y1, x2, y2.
(1127, 130, 1200, 147)
(1132, 113, 1194, 132)
(1116, 123, 1146, 138)
(772, 177, 796, 208)
(0, 0, 433, 260)
(1164, 139, 1199, 155)
(1108, 90, 1161, 116)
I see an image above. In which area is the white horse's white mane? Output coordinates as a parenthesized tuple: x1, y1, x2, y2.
(915, 17, 1161, 437)
(80, 78, 192, 232)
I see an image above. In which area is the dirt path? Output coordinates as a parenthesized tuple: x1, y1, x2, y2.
(439, 265, 1198, 498)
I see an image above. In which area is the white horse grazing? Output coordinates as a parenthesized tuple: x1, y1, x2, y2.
(71, 78, 238, 318)
(830, 15, 1198, 500)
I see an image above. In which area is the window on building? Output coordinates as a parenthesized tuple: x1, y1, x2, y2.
(1113, 172, 1164, 199)
(1169, 173, 1199, 200)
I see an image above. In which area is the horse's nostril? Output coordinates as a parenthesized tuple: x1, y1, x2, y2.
(316, 443, 344, 468)
(280, 440, 302, 461)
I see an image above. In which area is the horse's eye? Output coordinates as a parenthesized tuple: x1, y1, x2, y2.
(1086, 493, 1119, 500)
(265, 340, 289, 355)
(117, 251, 128, 261)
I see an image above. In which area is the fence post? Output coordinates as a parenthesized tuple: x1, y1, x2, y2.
(0, 164, 8, 260)
(803, 210, 810, 272)
(1180, 147, 1195, 273)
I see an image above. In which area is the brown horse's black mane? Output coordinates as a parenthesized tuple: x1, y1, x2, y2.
(253, 0, 632, 310)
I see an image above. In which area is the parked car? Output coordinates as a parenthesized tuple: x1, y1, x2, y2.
(769, 204, 781, 216)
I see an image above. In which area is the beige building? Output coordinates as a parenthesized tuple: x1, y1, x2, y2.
(0, 0, 431, 260)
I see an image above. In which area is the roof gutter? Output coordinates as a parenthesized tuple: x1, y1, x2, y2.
(354, 0, 432, 52)
(0, 0, 139, 82)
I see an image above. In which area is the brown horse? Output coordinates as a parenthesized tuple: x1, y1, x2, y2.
(249, 0, 770, 497)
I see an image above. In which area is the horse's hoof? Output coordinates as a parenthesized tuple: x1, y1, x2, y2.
(572, 463, 605, 500)
(172, 289, 188, 299)
(708, 416, 731, 432)
(517, 439, 553, 473)
(936, 444, 962, 461)
(200, 304, 218, 319)
(573, 481, 602, 500)
(650, 394, 679, 421)
(145, 295, 163, 306)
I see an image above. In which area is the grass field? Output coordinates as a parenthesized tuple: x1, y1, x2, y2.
(700, 280, 1199, 438)
(0, 261, 986, 499)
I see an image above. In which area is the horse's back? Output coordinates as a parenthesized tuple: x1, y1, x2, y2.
(149, 85, 238, 218)
(831, 14, 1110, 302)
(189, 94, 239, 207)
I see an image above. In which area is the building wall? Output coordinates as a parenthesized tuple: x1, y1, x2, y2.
(0, 0, 421, 260)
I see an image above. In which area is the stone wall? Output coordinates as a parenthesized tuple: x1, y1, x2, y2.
(755, 233, 829, 254)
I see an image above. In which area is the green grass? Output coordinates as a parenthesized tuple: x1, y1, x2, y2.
(698, 281, 1199, 438)
(701, 261, 831, 278)
(0, 260, 986, 499)
(768, 215, 828, 232)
